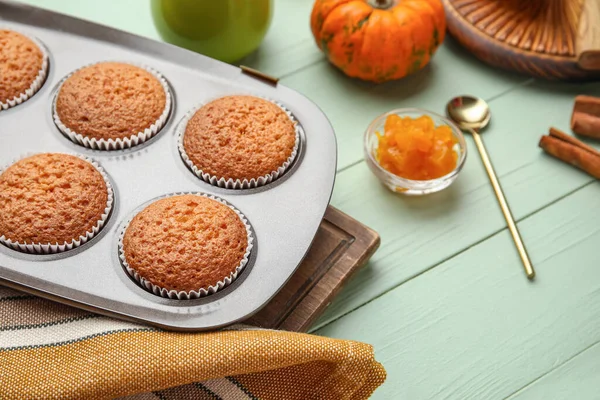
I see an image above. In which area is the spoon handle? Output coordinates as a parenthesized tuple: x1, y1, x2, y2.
(469, 129, 536, 280)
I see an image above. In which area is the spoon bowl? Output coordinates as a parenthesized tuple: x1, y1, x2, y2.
(446, 95, 491, 133)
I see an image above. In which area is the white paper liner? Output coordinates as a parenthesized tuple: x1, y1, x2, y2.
(0, 153, 114, 254)
(177, 95, 302, 189)
(0, 28, 49, 111)
(118, 192, 254, 300)
(52, 61, 172, 150)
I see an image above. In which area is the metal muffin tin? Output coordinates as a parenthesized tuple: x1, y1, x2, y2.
(0, 1, 337, 331)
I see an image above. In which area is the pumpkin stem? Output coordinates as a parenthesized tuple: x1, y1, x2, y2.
(368, 0, 395, 9)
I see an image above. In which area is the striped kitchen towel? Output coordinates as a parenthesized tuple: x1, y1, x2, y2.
(0, 286, 386, 399)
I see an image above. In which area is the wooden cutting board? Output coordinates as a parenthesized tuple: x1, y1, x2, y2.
(248, 206, 380, 332)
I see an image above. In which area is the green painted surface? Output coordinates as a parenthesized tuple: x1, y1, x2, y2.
(507, 342, 600, 400)
(14, 0, 600, 398)
(318, 183, 600, 399)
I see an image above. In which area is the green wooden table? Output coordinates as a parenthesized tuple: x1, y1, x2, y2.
(16, 1, 600, 398)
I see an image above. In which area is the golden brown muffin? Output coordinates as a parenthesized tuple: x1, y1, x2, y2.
(182, 95, 297, 181)
(0, 29, 45, 104)
(0, 153, 108, 244)
(55, 62, 166, 141)
(123, 194, 248, 293)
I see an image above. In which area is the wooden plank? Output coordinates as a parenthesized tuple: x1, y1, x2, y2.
(281, 37, 532, 170)
(312, 79, 600, 329)
(316, 182, 600, 399)
(466, 79, 600, 218)
(313, 161, 504, 329)
(242, 40, 324, 80)
(507, 342, 600, 400)
(237, 1, 324, 78)
(248, 206, 380, 332)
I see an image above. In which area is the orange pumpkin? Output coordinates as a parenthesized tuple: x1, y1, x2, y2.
(310, 0, 446, 83)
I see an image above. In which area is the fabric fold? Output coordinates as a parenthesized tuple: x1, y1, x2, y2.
(0, 287, 386, 399)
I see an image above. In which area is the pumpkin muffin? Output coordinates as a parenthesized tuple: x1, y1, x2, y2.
(181, 95, 298, 186)
(122, 194, 251, 296)
(0, 153, 111, 249)
(0, 29, 48, 108)
(54, 62, 169, 146)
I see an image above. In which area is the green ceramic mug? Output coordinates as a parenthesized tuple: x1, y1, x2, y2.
(151, 0, 273, 63)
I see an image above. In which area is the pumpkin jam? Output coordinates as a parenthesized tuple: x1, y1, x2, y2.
(375, 114, 458, 181)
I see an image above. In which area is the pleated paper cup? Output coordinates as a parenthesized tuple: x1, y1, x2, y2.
(0, 28, 49, 111)
(52, 62, 172, 150)
(0, 153, 114, 254)
(177, 96, 301, 189)
(118, 192, 254, 300)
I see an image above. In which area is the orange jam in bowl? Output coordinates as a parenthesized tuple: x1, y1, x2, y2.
(376, 114, 458, 180)
(364, 109, 467, 196)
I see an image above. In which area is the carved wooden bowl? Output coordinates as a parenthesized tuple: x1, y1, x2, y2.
(442, 0, 600, 81)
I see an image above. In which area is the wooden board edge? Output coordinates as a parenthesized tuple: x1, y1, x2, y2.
(277, 206, 380, 332)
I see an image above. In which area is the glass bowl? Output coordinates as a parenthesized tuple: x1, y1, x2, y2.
(364, 108, 467, 196)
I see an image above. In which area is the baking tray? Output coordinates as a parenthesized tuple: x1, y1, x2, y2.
(0, 0, 337, 331)
(2, 206, 380, 333)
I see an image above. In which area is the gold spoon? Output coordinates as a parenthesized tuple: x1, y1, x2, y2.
(446, 96, 535, 280)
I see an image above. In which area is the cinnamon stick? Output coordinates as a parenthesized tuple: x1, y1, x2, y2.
(549, 127, 600, 157)
(571, 95, 600, 138)
(539, 127, 600, 179)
